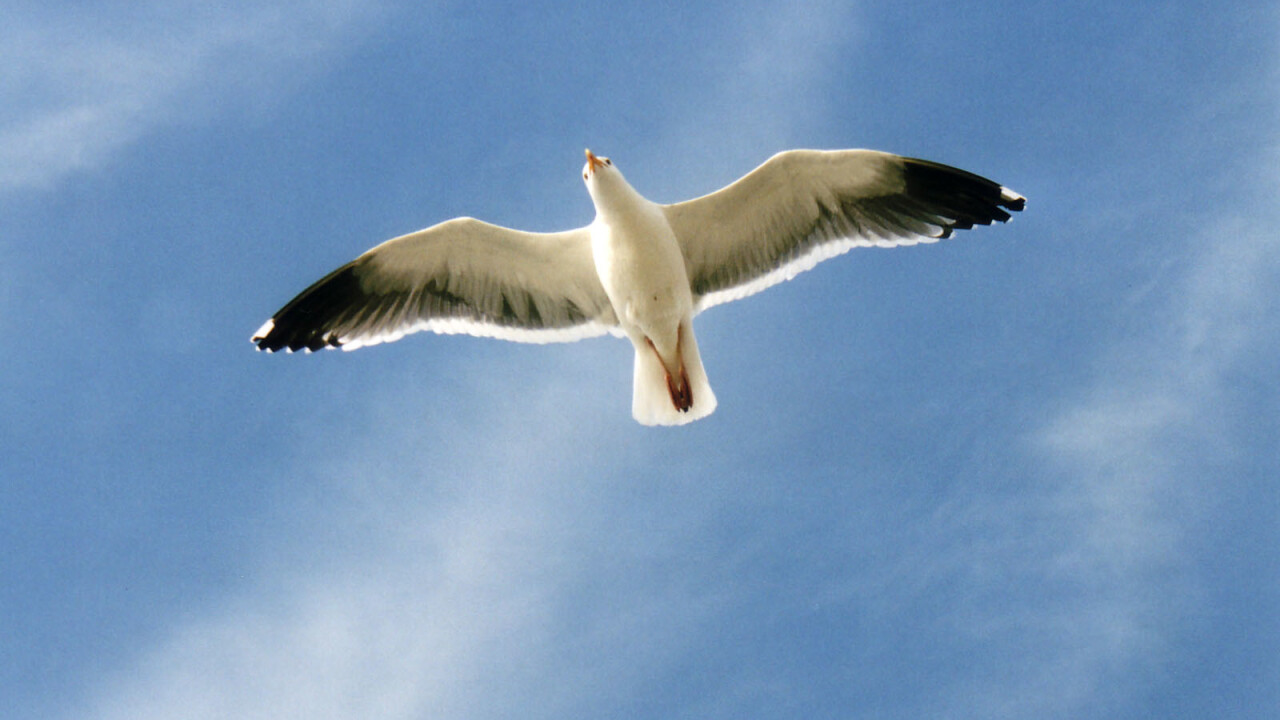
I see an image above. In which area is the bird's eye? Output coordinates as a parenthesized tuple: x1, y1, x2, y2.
(604, 158, 612, 165)
(583, 172, 589, 179)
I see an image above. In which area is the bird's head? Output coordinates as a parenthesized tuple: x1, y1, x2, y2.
(582, 149, 640, 214)
(582, 148, 613, 182)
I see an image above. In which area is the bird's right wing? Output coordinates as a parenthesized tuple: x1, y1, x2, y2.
(252, 218, 619, 352)
(662, 149, 1025, 312)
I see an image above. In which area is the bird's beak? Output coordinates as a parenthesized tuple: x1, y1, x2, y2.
(585, 148, 605, 174)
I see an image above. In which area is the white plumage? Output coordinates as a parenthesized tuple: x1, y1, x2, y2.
(253, 148, 1025, 425)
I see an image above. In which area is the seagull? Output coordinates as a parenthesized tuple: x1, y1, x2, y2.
(253, 149, 1025, 426)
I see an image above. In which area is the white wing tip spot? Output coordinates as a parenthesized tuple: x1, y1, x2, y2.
(1001, 187, 1026, 204)
(251, 319, 275, 347)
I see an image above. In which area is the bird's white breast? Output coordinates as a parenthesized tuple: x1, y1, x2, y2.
(590, 200, 692, 332)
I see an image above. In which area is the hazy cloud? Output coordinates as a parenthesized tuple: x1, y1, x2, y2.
(0, 1, 383, 192)
(1024, 182, 1280, 714)
(50, 4, 1280, 719)
(77, 346, 725, 720)
(652, 0, 860, 195)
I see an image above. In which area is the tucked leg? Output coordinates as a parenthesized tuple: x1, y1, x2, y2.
(646, 335, 692, 412)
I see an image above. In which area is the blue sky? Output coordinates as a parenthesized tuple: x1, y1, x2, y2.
(3, 1, 1277, 718)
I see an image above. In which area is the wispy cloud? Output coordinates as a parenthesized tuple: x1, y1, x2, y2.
(76, 346, 726, 720)
(56, 4, 1280, 718)
(1012, 178, 1280, 714)
(0, 1, 383, 193)
(66, 6, 864, 716)
(650, 0, 860, 196)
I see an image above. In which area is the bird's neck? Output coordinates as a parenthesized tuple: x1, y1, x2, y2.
(591, 178, 651, 222)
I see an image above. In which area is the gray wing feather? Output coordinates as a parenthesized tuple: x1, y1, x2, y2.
(253, 218, 617, 352)
(663, 149, 1025, 312)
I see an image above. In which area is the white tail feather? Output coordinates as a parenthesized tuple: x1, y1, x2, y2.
(631, 323, 717, 426)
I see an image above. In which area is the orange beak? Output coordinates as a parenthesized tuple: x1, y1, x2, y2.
(585, 148, 605, 174)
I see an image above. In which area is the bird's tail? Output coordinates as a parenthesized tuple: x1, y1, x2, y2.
(631, 323, 716, 426)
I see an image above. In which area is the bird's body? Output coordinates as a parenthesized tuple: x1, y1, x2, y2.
(253, 148, 1025, 425)
(584, 151, 714, 424)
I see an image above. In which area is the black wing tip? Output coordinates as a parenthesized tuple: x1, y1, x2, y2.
(901, 157, 1026, 231)
(251, 319, 345, 353)
(251, 262, 367, 354)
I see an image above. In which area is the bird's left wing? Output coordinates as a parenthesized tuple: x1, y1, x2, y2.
(662, 149, 1025, 312)
(252, 217, 618, 352)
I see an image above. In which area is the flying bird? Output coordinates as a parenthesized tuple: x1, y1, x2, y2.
(253, 149, 1025, 425)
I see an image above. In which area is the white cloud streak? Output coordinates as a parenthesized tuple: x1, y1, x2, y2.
(0, 1, 383, 193)
(1010, 184, 1280, 714)
(648, 0, 860, 198)
(60, 4, 1280, 718)
(66, 5, 863, 716)
(79, 346, 724, 720)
